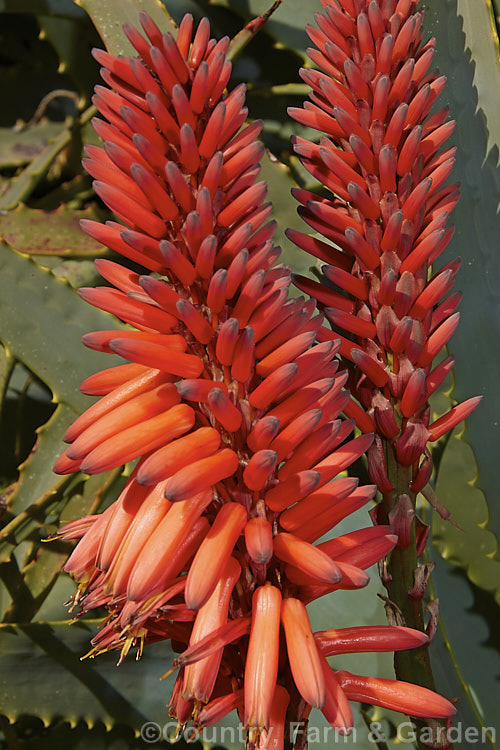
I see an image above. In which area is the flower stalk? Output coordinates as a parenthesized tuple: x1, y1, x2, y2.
(380, 452, 431, 684)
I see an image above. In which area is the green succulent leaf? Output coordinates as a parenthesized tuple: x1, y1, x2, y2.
(76, 0, 178, 55)
(0, 205, 105, 257)
(0, 122, 66, 169)
(0, 108, 94, 212)
(6, 404, 74, 520)
(433, 422, 500, 605)
(1, 543, 71, 623)
(425, 0, 500, 596)
(0, 242, 124, 411)
(456, 0, 500, 156)
(0, 620, 173, 729)
(427, 538, 500, 747)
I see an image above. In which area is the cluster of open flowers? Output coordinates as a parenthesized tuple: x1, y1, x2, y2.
(55, 4, 457, 747)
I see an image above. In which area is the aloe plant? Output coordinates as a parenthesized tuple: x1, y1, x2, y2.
(0, 1, 498, 749)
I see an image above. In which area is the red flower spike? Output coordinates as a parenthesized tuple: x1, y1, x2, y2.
(289, 0, 479, 513)
(53, 12, 458, 744)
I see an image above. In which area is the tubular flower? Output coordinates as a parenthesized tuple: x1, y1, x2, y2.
(288, 0, 481, 496)
(55, 12, 455, 746)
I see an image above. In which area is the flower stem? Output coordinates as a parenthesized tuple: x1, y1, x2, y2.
(382, 449, 432, 684)
(381, 444, 451, 750)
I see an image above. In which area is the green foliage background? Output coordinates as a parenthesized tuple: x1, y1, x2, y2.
(0, 0, 499, 747)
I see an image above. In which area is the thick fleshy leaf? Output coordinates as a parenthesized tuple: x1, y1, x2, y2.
(425, 1, 500, 592)
(0, 108, 94, 212)
(0, 122, 66, 169)
(0, 243, 124, 411)
(4, 404, 74, 519)
(428, 529, 500, 747)
(76, 0, 178, 55)
(0, 620, 175, 729)
(433, 416, 500, 605)
(0, 206, 104, 257)
(455, 0, 500, 156)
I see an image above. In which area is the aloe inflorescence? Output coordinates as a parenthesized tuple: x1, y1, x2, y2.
(54, 8, 457, 747)
(287, 0, 480, 730)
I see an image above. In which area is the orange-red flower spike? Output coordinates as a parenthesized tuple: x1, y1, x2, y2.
(53, 9, 459, 741)
(289, 0, 479, 505)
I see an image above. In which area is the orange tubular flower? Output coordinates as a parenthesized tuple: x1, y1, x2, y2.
(244, 585, 281, 734)
(55, 10, 455, 748)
